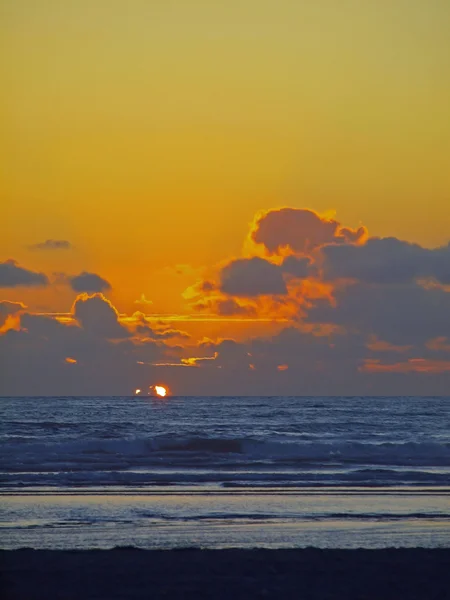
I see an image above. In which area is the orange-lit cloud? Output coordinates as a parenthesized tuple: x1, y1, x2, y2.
(366, 337, 412, 353)
(1, 205, 450, 396)
(426, 337, 450, 352)
(182, 207, 365, 323)
(120, 311, 191, 341)
(361, 358, 450, 374)
(0, 300, 27, 327)
(181, 354, 218, 367)
(249, 208, 367, 256)
(72, 293, 129, 338)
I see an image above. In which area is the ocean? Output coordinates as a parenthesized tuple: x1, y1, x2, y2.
(1, 396, 449, 550)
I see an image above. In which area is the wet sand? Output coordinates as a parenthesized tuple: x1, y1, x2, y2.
(1, 547, 449, 599)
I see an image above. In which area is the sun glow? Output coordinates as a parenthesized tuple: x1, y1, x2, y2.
(154, 385, 168, 397)
(135, 389, 141, 395)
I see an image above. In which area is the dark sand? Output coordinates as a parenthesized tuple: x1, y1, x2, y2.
(1, 548, 449, 599)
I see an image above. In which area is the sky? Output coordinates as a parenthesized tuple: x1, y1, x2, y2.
(1, 0, 450, 395)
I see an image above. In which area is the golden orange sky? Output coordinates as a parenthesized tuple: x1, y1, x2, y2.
(3, 0, 450, 315)
(1, 1, 450, 395)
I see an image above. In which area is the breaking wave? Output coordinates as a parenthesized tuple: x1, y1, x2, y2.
(3, 435, 450, 465)
(1, 435, 449, 488)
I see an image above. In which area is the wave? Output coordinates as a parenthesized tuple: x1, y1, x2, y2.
(1, 468, 450, 489)
(3, 512, 450, 531)
(2, 436, 450, 468)
(136, 511, 450, 522)
(1, 435, 450, 489)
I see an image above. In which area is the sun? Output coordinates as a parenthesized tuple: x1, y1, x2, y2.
(154, 385, 168, 397)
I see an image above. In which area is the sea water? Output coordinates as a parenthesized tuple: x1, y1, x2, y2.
(1, 396, 449, 549)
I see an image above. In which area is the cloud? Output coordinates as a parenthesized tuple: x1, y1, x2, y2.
(281, 255, 314, 278)
(426, 337, 450, 352)
(73, 293, 129, 338)
(2, 205, 449, 396)
(220, 257, 287, 296)
(188, 255, 313, 316)
(180, 206, 449, 376)
(0, 321, 140, 396)
(0, 300, 27, 327)
(69, 272, 112, 293)
(307, 282, 450, 345)
(0, 300, 26, 316)
(250, 208, 366, 255)
(0, 260, 49, 288)
(215, 298, 257, 316)
(0, 298, 183, 395)
(360, 358, 450, 374)
(1, 296, 449, 395)
(321, 238, 450, 284)
(154, 328, 191, 340)
(28, 239, 72, 251)
(132, 313, 191, 340)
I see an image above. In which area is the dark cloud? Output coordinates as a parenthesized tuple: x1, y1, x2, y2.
(0, 320, 139, 396)
(281, 255, 313, 278)
(214, 255, 313, 302)
(190, 296, 257, 316)
(215, 298, 257, 316)
(73, 293, 129, 338)
(251, 208, 366, 255)
(220, 257, 287, 296)
(0, 260, 49, 288)
(69, 272, 112, 293)
(1, 299, 449, 395)
(28, 239, 72, 251)
(20, 312, 72, 338)
(214, 338, 252, 369)
(321, 238, 450, 284)
(169, 326, 449, 395)
(0, 300, 26, 315)
(0, 296, 180, 395)
(134, 319, 191, 340)
(307, 282, 450, 345)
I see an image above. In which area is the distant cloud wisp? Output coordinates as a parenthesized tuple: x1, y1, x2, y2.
(28, 239, 72, 251)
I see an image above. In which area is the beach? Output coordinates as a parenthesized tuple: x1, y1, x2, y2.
(2, 548, 449, 599)
(2, 397, 449, 597)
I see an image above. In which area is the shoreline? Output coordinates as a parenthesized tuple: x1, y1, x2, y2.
(1, 548, 449, 599)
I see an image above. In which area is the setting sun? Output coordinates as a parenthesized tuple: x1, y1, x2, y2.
(154, 385, 168, 397)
